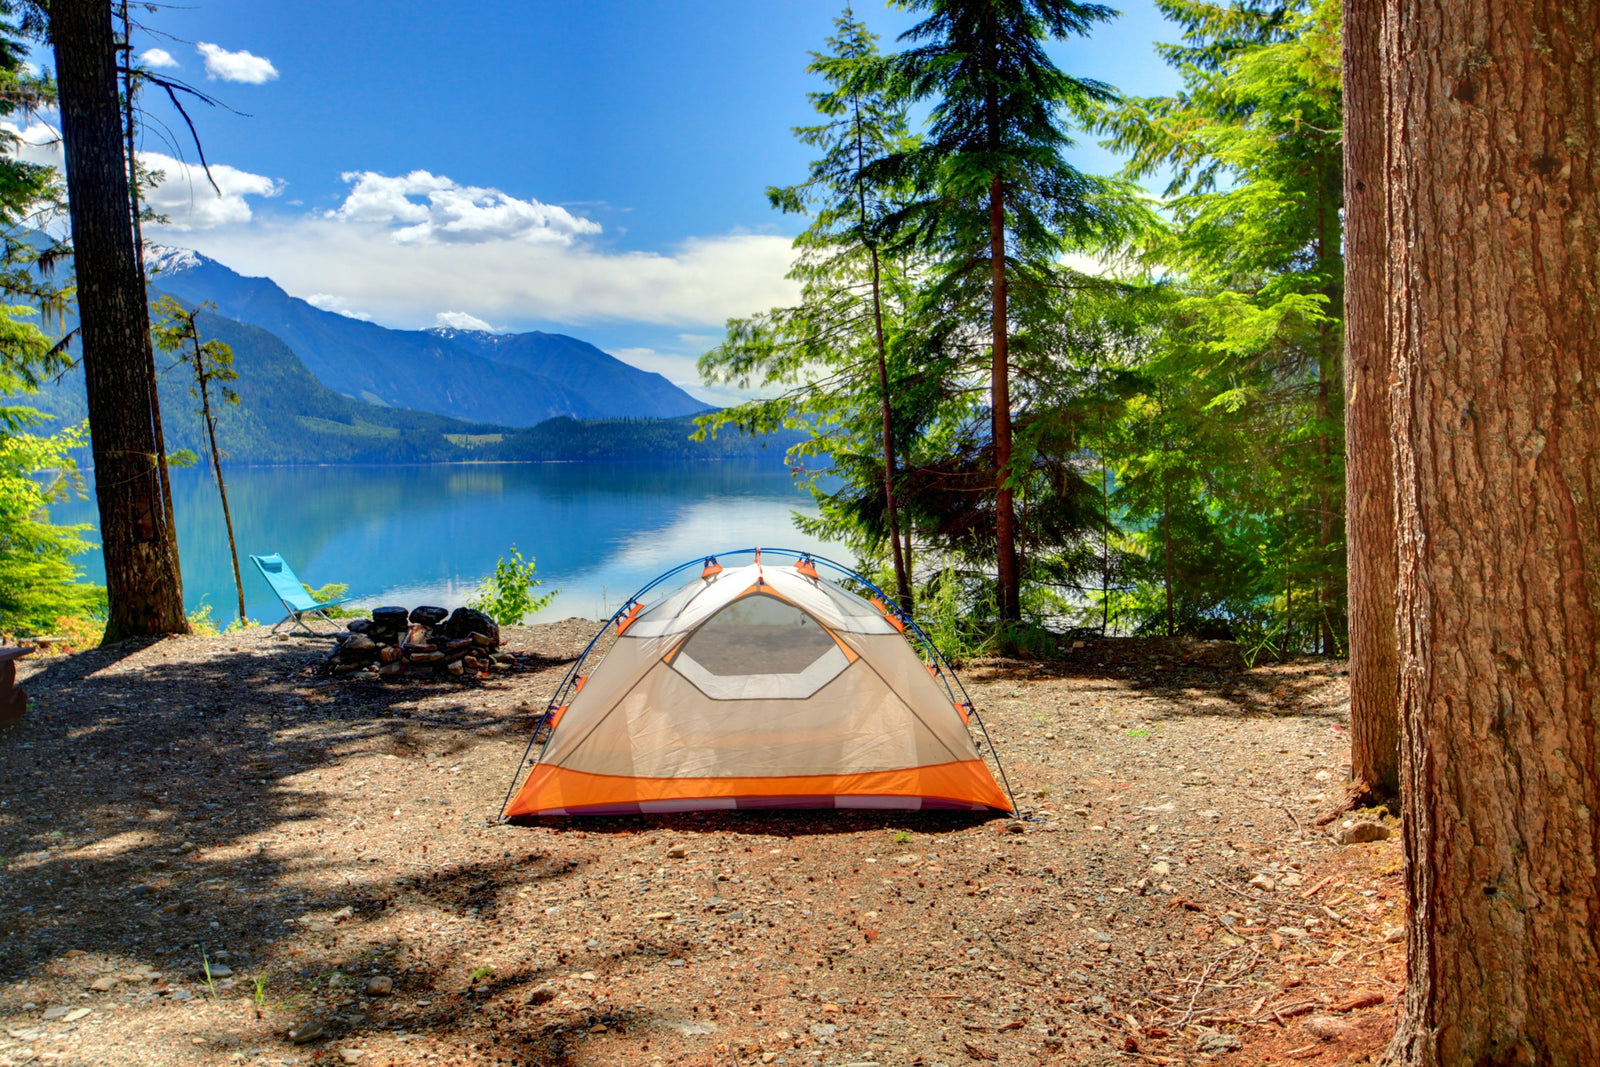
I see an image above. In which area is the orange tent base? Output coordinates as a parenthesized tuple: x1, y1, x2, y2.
(505, 760, 1010, 818)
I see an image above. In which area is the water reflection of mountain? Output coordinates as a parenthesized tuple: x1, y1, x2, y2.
(52, 461, 832, 622)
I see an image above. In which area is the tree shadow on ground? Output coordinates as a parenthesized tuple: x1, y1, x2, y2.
(0, 634, 600, 1061)
(960, 635, 1347, 724)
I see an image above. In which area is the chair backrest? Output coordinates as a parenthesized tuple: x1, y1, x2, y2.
(251, 554, 316, 611)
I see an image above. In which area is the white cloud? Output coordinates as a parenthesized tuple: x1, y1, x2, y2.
(3, 118, 282, 229)
(305, 294, 373, 321)
(332, 170, 602, 246)
(196, 42, 278, 84)
(433, 310, 495, 332)
(3, 119, 60, 169)
(141, 48, 179, 69)
(140, 152, 282, 229)
(180, 218, 799, 331)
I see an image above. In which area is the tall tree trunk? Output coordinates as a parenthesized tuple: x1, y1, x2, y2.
(118, 0, 176, 556)
(1387, 0, 1600, 1059)
(51, 0, 187, 642)
(849, 92, 910, 613)
(989, 175, 1019, 622)
(1341, 0, 1399, 805)
(1101, 409, 1111, 636)
(1162, 475, 1173, 638)
(190, 341, 245, 625)
(868, 244, 910, 613)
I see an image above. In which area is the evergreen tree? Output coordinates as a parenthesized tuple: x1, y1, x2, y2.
(884, 0, 1144, 622)
(152, 299, 245, 626)
(1090, 0, 1345, 650)
(699, 9, 925, 604)
(47, 0, 189, 640)
(0, 2, 103, 635)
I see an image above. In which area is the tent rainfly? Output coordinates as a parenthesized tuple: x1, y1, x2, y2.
(500, 550, 1014, 818)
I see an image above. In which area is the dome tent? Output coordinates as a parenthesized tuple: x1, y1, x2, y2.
(500, 549, 1015, 819)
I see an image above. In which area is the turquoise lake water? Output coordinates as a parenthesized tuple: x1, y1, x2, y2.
(52, 461, 837, 626)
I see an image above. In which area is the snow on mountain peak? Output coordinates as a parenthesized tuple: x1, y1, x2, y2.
(143, 245, 203, 275)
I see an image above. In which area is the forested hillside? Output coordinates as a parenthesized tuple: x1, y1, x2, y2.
(27, 305, 788, 466)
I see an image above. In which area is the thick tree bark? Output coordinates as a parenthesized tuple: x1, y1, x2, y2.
(1341, 0, 1399, 804)
(51, 0, 187, 641)
(989, 175, 1020, 622)
(1386, 0, 1600, 1059)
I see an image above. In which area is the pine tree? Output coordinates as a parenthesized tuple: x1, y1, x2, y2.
(47, 0, 188, 640)
(0, 2, 103, 635)
(1341, 0, 1398, 803)
(1385, 0, 1600, 1055)
(152, 299, 245, 626)
(1090, 0, 1346, 651)
(884, 0, 1143, 623)
(699, 9, 925, 602)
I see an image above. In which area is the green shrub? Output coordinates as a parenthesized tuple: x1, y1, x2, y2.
(302, 581, 363, 618)
(468, 546, 557, 625)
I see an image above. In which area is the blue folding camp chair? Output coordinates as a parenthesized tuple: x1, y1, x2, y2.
(250, 553, 351, 635)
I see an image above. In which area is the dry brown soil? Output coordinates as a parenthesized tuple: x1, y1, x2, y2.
(2, 624, 1401, 1067)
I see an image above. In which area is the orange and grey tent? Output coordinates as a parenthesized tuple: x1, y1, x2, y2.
(500, 549, 1015, 818)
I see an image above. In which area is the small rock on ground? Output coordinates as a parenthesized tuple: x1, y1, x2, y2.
(1335, 819, 1391, 844)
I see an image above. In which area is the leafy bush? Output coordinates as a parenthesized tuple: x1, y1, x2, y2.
(468, 546, 556, 625)
(302, 581, 363, 618)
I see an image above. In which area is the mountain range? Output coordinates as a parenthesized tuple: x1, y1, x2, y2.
(144, 246, 707, 427)
(20, 247, 795, 466)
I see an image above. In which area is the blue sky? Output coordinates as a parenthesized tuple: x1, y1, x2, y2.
(18, 1, 1184, 400)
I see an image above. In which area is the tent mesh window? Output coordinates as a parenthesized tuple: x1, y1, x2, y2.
(671, 593, 850, 700)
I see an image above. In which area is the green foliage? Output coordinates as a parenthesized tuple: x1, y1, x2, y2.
(698, 10, 922, 586)
(0, 6, 99, 636)
(302, 581, 361, 619)
(468, 546, 556, 626)
(152, 297, 240, 410)
(1084, 0, 1348, 651)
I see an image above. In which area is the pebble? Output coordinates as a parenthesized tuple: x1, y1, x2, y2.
(525, 982, 558, 1005)
(290, 1020, 326, 1044)
(1248, 873, 1276, 891)
(205, 963, 235, 979)
(89, 976, 119, 992)
(1195, 1031, 1242, 1054)
(41, 1006, 70, 1021)
(366, 976, 393, 996)
(1335, 820, 1391, 844)
(1149, 861, 1171, 877)
(1304, 1015, 1356, 1040)
(1004, 820, 1026, 833)
(666, 846, 688, 858)
(1384, 926, 1405, 943)
(338, 1050, 365, 1064)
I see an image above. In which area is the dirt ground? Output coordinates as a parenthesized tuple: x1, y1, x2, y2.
(2, 623, 1402, 1067)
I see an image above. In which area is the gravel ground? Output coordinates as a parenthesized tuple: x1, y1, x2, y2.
(2, 624, 1401, 1066)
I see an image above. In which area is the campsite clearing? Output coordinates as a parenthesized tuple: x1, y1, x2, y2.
(2, 623, 1398, 1066)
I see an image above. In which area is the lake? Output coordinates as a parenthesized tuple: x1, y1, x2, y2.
(52, 461, 838, 626)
